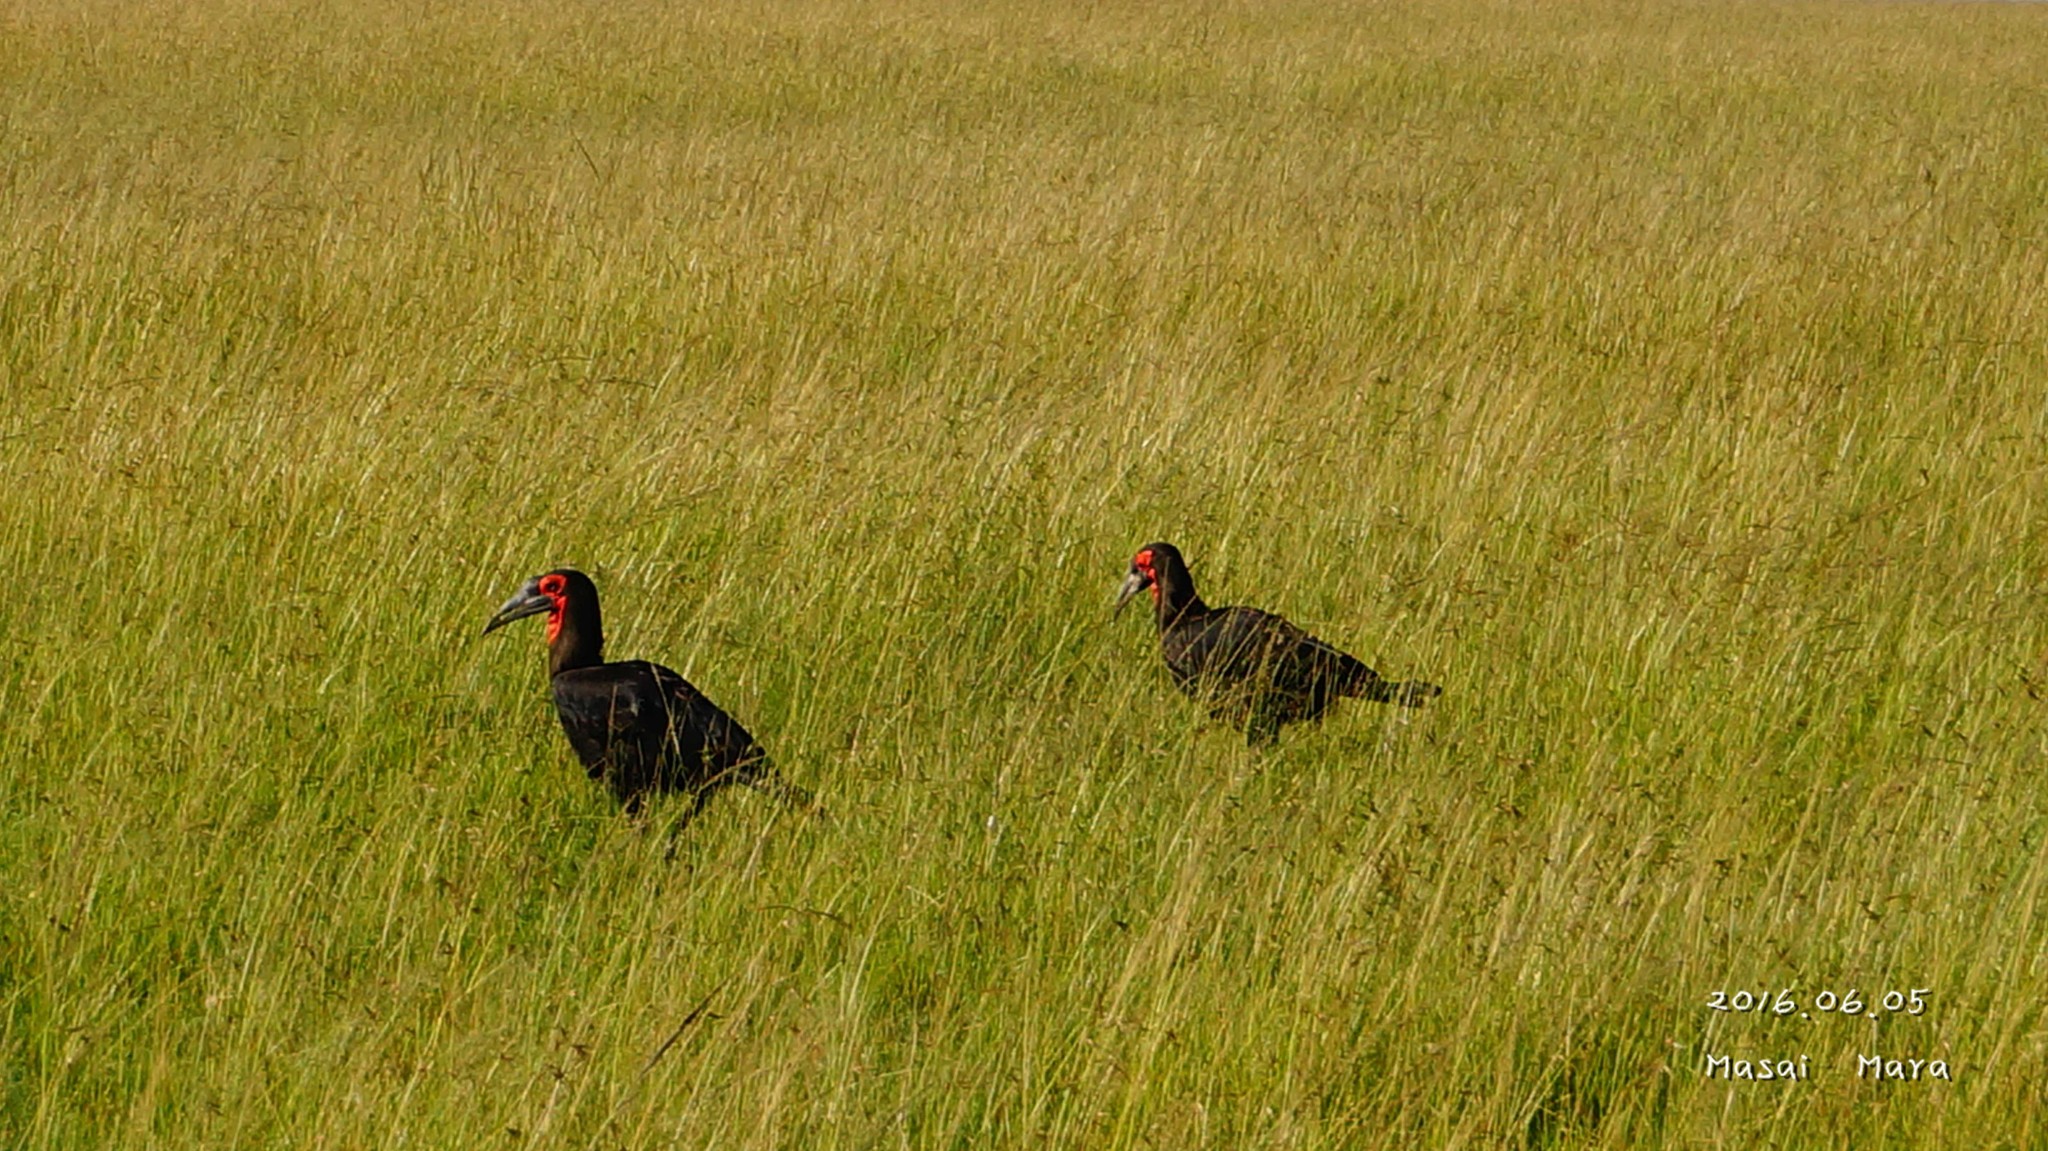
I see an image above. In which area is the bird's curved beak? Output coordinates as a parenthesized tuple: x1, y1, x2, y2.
(483, 580, 552, 635)
(1115, 568, 1151, 615)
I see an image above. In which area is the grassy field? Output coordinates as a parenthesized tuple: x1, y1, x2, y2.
(4, 0, 2048, 1145)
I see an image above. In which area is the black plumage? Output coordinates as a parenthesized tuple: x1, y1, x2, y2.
(485, 568, 812, 823)
(1117, 542, 1440, 745)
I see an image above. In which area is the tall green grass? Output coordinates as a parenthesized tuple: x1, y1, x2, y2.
(4, 0, 2047, 1145)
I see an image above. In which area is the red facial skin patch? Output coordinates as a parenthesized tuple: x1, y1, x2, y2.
(1133, 549, 1160, 605)
(539, 574, 567, 644)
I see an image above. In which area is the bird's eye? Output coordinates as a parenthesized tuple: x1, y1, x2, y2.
(540, 575, 564, 596)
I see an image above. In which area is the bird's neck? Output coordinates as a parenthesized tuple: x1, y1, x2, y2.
(547, 609, 605, 677)
(1153, 575, 1206, 631)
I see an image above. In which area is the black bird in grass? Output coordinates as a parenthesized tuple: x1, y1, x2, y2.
(484, 568, 814, 825)
(1116, 542, 1441, 746)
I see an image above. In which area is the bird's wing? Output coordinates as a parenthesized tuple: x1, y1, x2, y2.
(644, 664, 811, 806)
(1210, 606, 1306, 671)
(1288, 626, 1382, 690)
(644, 662, 769, 781)
(1219, 606, 1385, 694)
(551, 663, 670, 774)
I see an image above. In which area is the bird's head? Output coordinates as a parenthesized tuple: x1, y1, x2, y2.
(1116, 542, 1184, 614)
(484, 568, 599, 646)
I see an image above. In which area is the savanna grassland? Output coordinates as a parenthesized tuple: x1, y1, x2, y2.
(4, 0, 2048, 1146)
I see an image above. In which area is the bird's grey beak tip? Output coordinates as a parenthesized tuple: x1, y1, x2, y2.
(483, 584, 554, 636)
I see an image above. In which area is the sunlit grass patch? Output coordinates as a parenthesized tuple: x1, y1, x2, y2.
(3, 0, 2047, 1146)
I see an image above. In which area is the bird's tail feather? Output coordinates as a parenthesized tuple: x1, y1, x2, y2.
(1350, 675, 1443, 707)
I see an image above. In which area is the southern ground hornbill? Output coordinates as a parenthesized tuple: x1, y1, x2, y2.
(1117, 542, 1441, 745)
(484, 568, 814, 824)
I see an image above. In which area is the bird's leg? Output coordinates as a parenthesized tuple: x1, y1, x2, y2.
(661, 790, 713, 863)
(680, 787, 711, 829)
(1245, 715, 1282, 749)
